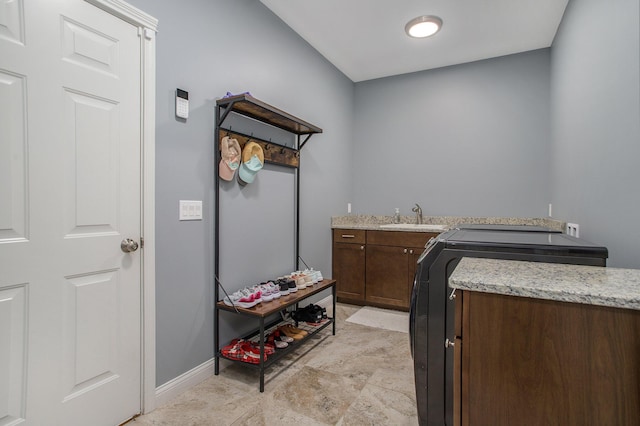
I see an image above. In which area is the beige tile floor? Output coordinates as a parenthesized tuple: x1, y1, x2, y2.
(133, 303, 419, 426)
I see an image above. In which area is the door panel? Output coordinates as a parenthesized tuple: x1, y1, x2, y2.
(0, 70, 27, 242)
(62, 89, 119, 236)
(61, 17, 119, 77)
(62, 271, 119, 402)
(0, 0, 25, 46)
(0, 284, 27, 424)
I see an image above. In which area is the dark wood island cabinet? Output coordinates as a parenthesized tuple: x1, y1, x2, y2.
(454, 289, 640, 426)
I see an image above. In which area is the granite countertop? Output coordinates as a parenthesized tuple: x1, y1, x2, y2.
(449, 258, 640, 311)
(331, 215, 565, 233)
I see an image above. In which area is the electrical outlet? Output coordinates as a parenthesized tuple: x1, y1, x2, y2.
(566, 223, 579, 238)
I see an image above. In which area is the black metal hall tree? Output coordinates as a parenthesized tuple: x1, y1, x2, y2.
(213, 94, 332, 391)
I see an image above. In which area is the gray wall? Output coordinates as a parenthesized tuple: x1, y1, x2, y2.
(551, 0, 640, 268)
(127, 0, 640, 387)
(127, 0, 354, 386)
(352, 49, 552, 218)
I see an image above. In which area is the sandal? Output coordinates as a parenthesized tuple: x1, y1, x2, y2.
(240, 342, 268, 361)
(258, 341, 276, 355)
(220, 339, 244, 359)
(273, 329, 294, 343)
(267, 333, 288, 349)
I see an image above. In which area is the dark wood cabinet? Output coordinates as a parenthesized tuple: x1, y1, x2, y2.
(332, 229, 366, 304)
(332, 228, 436, 310)
(366, 230, 433, 309)
(455, 290, 640, 426)
(365, 243, 409, 308)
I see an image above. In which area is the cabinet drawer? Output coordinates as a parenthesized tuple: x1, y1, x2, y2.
(333, 229, 366, 244)
(367, 230, 436, 248)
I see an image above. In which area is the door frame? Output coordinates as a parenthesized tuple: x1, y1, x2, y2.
(84, 0, 158, 414)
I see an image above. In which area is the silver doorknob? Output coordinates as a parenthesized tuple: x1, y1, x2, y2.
(445, 338, 455, 348)
(121, 238, 139, 253)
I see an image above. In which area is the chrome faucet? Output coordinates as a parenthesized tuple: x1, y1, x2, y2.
(412, 203, 423, 224)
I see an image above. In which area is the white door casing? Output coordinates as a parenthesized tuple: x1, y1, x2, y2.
(0, 0, 156, 424)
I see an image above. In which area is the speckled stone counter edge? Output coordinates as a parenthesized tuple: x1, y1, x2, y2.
(331, 215, 565, 232)
(450, 258, 640, 311)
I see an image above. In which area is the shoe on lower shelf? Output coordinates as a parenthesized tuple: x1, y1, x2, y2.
(278, 325, 304, 341)
(281, 323, 308, 337)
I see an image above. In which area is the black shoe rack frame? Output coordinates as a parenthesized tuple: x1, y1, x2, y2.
(216, 280, 336, 391)
(213, 94, 326, 391)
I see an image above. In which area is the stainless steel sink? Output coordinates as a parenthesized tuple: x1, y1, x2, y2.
(379, 223, 448, 231)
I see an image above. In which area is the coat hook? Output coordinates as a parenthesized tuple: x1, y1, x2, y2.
(280, 147, 286, 154)
(265, 144, 271, 151)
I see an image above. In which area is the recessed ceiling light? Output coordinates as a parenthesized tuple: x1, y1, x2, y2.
(405, 15, 443, 38)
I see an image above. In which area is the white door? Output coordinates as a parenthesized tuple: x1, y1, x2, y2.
(0, 0, 143, 424)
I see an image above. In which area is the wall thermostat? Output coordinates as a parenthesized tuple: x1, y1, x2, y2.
(176, 88, 189, 119)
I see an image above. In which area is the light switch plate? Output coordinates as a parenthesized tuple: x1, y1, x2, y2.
(179, 200, 202, 221)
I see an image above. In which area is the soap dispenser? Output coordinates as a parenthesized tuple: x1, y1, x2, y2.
(393, 208, 401, 224)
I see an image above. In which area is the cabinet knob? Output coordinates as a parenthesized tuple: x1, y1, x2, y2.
(403, 248, 408, 254)
(445, 338, 455, 349)
(409, 249, 414, 254)
(360, 245, 365, 250)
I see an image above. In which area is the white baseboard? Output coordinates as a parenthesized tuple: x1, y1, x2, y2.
(154, 357, 223, 407)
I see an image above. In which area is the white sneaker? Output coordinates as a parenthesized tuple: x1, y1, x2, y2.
(268, 281, 281, 299)
(224, 290, 258, 309)
(290, 273, 307, 289)
(259, 283, 274, 302)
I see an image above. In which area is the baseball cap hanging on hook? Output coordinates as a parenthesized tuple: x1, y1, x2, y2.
(219, 136, 242, 181)
(238, 141, 264, 185)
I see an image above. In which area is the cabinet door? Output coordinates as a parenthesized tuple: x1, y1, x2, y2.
(461, 291, 640, 425)
(365, 244, 409, 308)
(332, 242, 366, 303)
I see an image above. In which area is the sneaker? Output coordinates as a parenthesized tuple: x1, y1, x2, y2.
(277, 279, 290, 296)
(267, 281, 281, 299)
(303, 269, 318, 285)
(259, 283, 274, 302)
(290, 273, 307, 290)
(223, 291, 258, 308)
(286, 277, 298, 293)
(311, 269, 323, 284)
(303, 273, 313, 287)
(240, 287, 262, 304)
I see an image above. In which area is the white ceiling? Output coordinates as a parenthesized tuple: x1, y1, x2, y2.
(260, 0, 569, 82)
